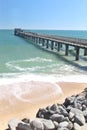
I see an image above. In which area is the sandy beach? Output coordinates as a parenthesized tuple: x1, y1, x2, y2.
(0, 81, 87, 129)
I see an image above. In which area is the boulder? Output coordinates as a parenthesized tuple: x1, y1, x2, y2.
(73, 123, 81, 130)
(30, 119, 44, 130)
(53, 121, 58, 129)
(74, 113, 85, 126)
(22, 118, 30, 124)
(70, 108, 85, 126)
(63, 96, 75, 107)
(8, 119, 24, 130)
(36, 108, 52, 119)
(48, 104, 58, 112)
(73, 95, 85, 110)
(70, 108, 83, 115)
(16, 123, 30, 130)
(58, 121, 69, 129)
(57, 128, 69, 130)
(40, 119, 55, 130)
(50, 114, 65, 123)
(83, 110, 87, 122)
(58, 106, 68, 117)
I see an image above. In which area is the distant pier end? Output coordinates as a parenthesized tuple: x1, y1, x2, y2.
(14, 28, 87, 61)
(14, 28, 23, 35)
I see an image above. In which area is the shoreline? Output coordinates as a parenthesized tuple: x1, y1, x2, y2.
(0, 81, 87, 129)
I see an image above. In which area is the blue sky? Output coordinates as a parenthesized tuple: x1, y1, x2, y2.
(0, 0, 87, 30)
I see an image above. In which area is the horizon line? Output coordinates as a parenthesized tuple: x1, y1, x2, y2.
(0, 28, 87, 31)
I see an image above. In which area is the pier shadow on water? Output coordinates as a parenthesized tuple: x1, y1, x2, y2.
(24, 38, 87, 73)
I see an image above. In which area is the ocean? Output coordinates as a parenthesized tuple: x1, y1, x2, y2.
(0, 29, 87, 102)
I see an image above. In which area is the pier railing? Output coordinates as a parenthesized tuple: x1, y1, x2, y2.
(14, 28, 87, 60)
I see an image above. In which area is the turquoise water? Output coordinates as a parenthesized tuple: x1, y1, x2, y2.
(0, 29, 87, 101)
(0, 29, 87, 76)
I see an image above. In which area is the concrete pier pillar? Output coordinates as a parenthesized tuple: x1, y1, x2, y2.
(57, 42, 61, 51)
(84, 48, 87, 56)
(75, 47, 80, 60)
(39, 38, 41, 44)
(51, 41, 54, 50)
(42, 39, 45, 46)
(35, 37, 37, 43)
(46, 40, 49, 48)
(65, 44, 69, 56)
(35, 37, 37, 44)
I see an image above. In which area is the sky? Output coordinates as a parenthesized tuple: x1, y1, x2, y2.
(0, 0, 87, 30)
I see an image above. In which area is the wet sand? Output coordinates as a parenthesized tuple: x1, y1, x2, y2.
(0, 82, 87, 130)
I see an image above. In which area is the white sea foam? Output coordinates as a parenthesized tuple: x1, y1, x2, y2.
(6, 57, 52, 72)
(0, 72, 87, 103)
(6, 57, 52, 66)
(0, 73, 87, 86)
(0, 73, 62, 102)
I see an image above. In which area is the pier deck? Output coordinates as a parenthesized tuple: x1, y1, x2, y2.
(14, 29, 87, 60)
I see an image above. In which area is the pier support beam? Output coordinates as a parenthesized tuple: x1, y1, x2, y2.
(75, 47, 80, 60)
(84, 48, 87, 56)
(39, 38, 41, 44)
(46, 40, 49, 48)
(51, 41, 54, 50)
(42, 39, 45, 46)
(57, 42, 61, 51)
(65, 44, 69, 56)
(36, 38, 38, 44)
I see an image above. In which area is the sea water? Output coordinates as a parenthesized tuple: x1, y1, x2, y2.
(0, 29, 87, 102)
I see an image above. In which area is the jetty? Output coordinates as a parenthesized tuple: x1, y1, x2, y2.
(14, 28, 87, 60)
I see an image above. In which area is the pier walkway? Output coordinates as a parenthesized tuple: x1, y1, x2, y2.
(14, 29, 87, 60)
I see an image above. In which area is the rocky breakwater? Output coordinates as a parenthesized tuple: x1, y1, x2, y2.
(6, 88, 87, 130)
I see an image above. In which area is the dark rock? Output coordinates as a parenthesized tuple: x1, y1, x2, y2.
(36, 108, 52, 119)
(22, 118, 30, 124)
(16, 123, 30, 130)
(49, 104, 58, 112)
(58, 106, 68, 117)
(63, 96, 75, 107)
(50, 114, 65, 123)
(66, 106, 73, 113)
(36, 108, 47, 118)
